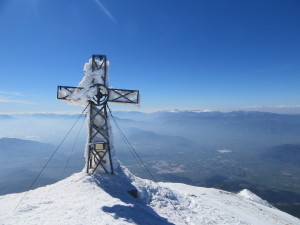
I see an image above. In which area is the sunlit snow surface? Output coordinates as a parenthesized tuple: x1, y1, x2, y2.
(0, 166, 299, 225)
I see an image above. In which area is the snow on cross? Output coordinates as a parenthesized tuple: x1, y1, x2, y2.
(57, 55, 139, 175)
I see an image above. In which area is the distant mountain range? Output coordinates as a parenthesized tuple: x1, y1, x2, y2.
(1, 111, 300, 218)
(0, 138, 83, 195)
(0, 115, 13, 120)
(0, 137, 53, 160)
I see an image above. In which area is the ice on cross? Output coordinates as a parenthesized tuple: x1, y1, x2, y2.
(57, 59, 139, 107)
(57, 55, 139, 175)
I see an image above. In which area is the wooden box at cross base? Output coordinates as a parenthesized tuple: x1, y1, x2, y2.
(57, 55, 140, 175)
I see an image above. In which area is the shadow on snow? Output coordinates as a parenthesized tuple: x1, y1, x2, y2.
(92, 169, 176, 225)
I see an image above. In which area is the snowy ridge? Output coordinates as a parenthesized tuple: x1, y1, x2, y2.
(238, 189, 274, 208)
(0, 166, 299, 225)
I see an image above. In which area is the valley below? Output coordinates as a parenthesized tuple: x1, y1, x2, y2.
(1, 111, 300, 218)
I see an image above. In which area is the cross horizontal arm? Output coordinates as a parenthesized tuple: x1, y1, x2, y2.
(108, 88, 139, 104)
(57, 86, 140, 105)
(57, 86, 82, 100)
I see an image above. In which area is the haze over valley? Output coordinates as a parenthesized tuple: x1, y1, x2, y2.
(1, 110, 300, 218)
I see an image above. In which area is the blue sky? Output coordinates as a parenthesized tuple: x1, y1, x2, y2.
(0, 0, 300, 113)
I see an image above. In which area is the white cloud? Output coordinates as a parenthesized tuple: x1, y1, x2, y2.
(217, 149, 232, 153)
(0, 90, 35, 104)
(0, 90, 23, 97)
(94, 0, 117, 23)
(155, 105, 300, 114)
(23, 135, 41, 141)
(240, 105, 300, 114)
(0, 98, 35, 104)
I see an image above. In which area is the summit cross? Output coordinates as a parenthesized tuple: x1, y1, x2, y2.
(57, 55, 139, 175)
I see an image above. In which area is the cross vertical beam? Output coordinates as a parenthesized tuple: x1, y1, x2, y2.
(86, 55, 112, 174)
(87, 103, 114, 174)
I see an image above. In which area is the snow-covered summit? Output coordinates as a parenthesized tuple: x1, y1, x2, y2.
(0, 166, 299, 225)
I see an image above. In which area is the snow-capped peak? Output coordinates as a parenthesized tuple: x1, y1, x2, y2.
(238, 189, 274, 208)
(0, 166, 299, 225)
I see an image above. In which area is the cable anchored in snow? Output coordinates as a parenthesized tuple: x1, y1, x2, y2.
(61, 113, 86, 178)
(107, 105, 157, 181)
(13, 104, 89, 213)
(107, 105, 189, 225)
